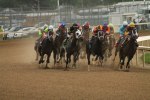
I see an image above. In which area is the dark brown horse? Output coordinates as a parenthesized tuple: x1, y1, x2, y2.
(53, 29, 67, 63)
(37, 31, 55, 68)
(86, 30, 104, 71)
(119, 29, 138, 71)
(65, 29, 83, 70)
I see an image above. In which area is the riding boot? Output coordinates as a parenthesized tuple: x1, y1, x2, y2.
(115, 38, 121, 47)
(121, 37, 127, 47)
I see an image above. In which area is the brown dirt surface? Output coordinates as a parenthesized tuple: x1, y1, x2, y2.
(0, 38, 150, 100)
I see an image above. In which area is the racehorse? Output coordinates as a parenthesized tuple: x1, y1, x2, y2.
(65, 29, 83, 70)
(38, 31, 55, 68)
(80, 28, 90, 59)
(54, 29, 67, 63)
(86, 30, 104, 71)
(102, 34, 115, 61)
(119, 29, 138, 71)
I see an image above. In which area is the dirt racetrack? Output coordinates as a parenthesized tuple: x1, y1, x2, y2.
(0, 38, 150, 100)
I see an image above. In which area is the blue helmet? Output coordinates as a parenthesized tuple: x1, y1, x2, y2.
(60, 22, 66, 27)
(103, 22, 108, 26)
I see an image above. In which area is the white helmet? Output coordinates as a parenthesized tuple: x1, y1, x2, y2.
(123, 21, 128, 26)
(49, 25, 54, 30)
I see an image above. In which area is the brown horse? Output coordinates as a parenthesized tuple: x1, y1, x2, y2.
(80, 28, 90, 59)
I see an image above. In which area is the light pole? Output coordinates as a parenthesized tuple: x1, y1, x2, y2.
(36, 0, 40, 27)
(57, 0, 61, 22)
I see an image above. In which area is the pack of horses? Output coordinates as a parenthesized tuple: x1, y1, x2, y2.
(34, 28, 138, 72)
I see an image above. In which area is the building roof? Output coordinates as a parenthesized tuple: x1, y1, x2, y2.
(114, 1, 150, 7)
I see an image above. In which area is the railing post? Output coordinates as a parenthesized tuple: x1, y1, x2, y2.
(142, 50, 145, 67)
(147, 40, 149, 47)
(141, 41, 143, 46)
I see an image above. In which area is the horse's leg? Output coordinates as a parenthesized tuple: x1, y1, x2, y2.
(57, 48, 64, 64)
(120, 56, 125, 70)
(55, 48, 60, 62)
(45, 54, 50, 69)
(72, 52, 78, 68)
(126, 52, 135, 72)
(113, 47, 118, 62)
(35, 50, 38, 61)
(59, 48, 64, 64)
(34, 43, 38, 61)
(72, 53, 76, 68)
(53, 48, 57, 68)
(39, 53, 44, 64)
(65, 53, 70, 71)
(126, 58, 131, 72)
(99, 52, 104, 67)
(87, 53, 91, 71)
(108, 46, 113, 57)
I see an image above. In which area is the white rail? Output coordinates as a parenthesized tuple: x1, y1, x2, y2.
(136, 36, 150, 67)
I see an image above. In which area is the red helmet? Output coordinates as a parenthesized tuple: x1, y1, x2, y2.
(84, 22, 90, 27)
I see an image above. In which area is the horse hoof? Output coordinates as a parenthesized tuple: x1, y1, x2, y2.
(39, 61, 41, 64)
(64, 68, 69, 71)
(124, 69, 129, 72)
(45, 67, 49, 69)
(118, 68, 123, 71)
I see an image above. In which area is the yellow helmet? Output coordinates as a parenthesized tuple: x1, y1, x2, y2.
(129, 22, 135, 27)
(108, 23, 114, 28)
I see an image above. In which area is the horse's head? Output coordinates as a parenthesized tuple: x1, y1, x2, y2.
(129, 28, 138, 41)
(97, 30, 104, 40)
(47, 31, 53, 41)
(75, 29, 83, 40)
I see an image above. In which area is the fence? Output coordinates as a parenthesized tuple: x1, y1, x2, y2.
(136, 36, 150, 67)
(0, 1, 150, 28)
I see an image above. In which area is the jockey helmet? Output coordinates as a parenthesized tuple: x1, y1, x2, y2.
(108, 23, 114, 28)
(73, 23, 79, 28)
(84, 22, 90, 27)
(97, 25, 103, 30)
(123, 21, 128, 26)
(129, 22, 135, 27)
(49, 25, 54, 31)
(103, 22, 108, 26)
(59, 22, 66, 28)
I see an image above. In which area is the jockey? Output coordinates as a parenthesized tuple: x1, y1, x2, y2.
(121, 22, 139, 47)
(38, 28, 42, 37)
(39, 25, 52, 45)
(108, 23, 114, 34)
(126, 22, 138, 36)
(93, 25, 103, 36)
(115, 21, 128, 47)
(48, 25, 54, 37)
(56, 22, 67, 36)
(37, 24, 48, 39)
(89, 25, 103, 49)
(69, 23, 80, 33)
(63, 23, 80, 46)
(82, 22, 90, 32)
(42, 24, 49, 39)
(102, 23, 110, 36)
